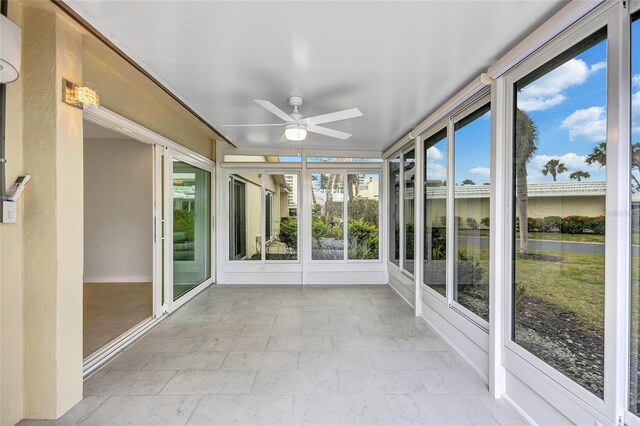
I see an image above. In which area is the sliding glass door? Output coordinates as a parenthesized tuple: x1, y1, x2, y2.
(165, 150, 214, 309)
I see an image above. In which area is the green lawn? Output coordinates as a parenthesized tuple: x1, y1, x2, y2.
(515, 250, 605, 333)
(460, 229, 640, 244)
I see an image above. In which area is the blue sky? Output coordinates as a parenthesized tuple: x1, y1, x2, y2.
(431, 36, 611, 185)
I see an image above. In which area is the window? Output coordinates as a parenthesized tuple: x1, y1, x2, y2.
(424, 128, 448, 297)
(265, 173, 298, 261)
(228, 173, 263, 261)
(630, 11, 640, 415)
(265, 191, 274, 241)
(347, 173, 380, 260)
(224, 154, 301, 163)
(454, 103, 491, 321)
(307, 157, 383, 163)
(311, 173, 344, 260)
(512, 29, 607, 397)
(229, 176, 247, 260)
(403, 149, 416, 274)
(389, 158, 401, 266)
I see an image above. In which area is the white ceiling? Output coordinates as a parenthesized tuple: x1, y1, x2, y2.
(68, 0, 566, 152)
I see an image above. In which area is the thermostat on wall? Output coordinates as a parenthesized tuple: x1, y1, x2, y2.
(7, 174, 30, 201)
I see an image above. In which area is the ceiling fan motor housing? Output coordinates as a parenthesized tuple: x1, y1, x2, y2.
(288, 95, 304, 108)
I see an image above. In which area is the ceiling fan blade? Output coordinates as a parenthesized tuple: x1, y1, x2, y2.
(222, 123, 285, 127)
(307, 124, 352, 140)
(255, 99, 294, 122)
(304, 108, 363, 125)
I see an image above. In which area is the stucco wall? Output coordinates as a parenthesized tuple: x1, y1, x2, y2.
(0, 1, 222, 423)
(82, 37, 219, 160)
(1, 2, 25, 424)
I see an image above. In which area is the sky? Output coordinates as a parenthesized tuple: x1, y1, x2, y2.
(427, 34, 612, 186)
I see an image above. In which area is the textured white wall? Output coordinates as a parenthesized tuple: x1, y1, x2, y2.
(83, 137, 153, 282)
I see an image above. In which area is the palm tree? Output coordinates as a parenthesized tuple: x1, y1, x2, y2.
(569, 170, 591, 181)
(541, 158, 567, 182)
(515, 108, 538, 255)
(587, 141, 640, 192)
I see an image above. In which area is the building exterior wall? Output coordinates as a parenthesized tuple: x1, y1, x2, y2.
(0, 2, 222, 423)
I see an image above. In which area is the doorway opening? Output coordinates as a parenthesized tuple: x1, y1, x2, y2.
(83, 120, 154, 359)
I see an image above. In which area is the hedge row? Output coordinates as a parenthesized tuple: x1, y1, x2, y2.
(517, 215, 605, 235)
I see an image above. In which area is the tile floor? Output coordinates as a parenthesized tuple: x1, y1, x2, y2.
(21, 285, 525, 425)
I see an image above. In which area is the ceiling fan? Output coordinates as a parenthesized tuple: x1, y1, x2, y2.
(223, 96, 363, 142)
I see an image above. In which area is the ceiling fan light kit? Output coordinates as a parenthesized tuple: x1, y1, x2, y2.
(284, 123, 307, 141)
(223, 95, 363, 143)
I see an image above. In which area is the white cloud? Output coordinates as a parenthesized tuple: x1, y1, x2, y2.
(526, 152, 604, 183)
(633, 74, 640, 87)
(426, 146, 443, 161)
(425, 146, 446, 180)
(633, 91, 640, 133)
(517, 59, 605, 112)
(470, 166, 490, 178)
(560, 106, 606, 142)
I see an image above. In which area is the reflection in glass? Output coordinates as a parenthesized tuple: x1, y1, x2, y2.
(389, 158, 401, 266)
(347, 173, 380, 260)
(513, 31, 606, 397)
(424, 129, 447, 297)
(454, 104, 491, 321)
(631, 13, 640, 415)
(311, 173, 344, 260)
(229, 173, 262, 261)
(265, 173, 298, 261)
(173, 160, 211, 300)
(403, 150, 416, 274)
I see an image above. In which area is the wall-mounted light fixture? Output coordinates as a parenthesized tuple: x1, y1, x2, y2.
(62, 79, 100, 109)
(0, 14, 21, 84)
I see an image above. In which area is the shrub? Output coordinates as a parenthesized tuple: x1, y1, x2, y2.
(585, 215, 605, 235)
(561, 215, 587, 234)
(466, 217, 478, 230)
(312, 217, 330, 240)
(347, 219, 379, 259)
(173, 210, 195, 241)
(540, 216, 563, 232)
(457, 251, 485, 285)
(278, 217, 297, 251)
(347, 197, 379, 226)
(527, 217, 541, 232)
(480, 217, 490, 228)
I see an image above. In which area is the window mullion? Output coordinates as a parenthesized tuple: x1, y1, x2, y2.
(446, 116, 456, 306)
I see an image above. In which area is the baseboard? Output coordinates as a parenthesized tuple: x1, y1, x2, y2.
(502, 393, 537, 426)
(388, 280, 415, 309)
(84, 276, 152, 283)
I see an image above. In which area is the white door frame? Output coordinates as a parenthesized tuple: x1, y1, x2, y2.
(163, 147, 216, 314)
(82, 106, 215, 376)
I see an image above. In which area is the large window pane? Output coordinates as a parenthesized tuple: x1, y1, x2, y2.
(403, 150, 416, 274)
(311, 173, 344, 260)
(424, 128, 448, 297)
(454, 104, 491, 321)
(173, 160, 211, 300)
(389, 158, 401, 266)
(513, 31, 607, 397)
(348, 173, 380, 260)
(229, 173, 262, 261)
(631, 12, 640, 415)
(266, 173, 298, 261)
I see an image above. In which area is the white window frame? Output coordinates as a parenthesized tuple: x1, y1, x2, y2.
(224, 169, 302, 265)
(420, 120, 449, 304)
(308, 169, 383, 263)
(449, 93, 492, 331)
(500, 3, 627, 422)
